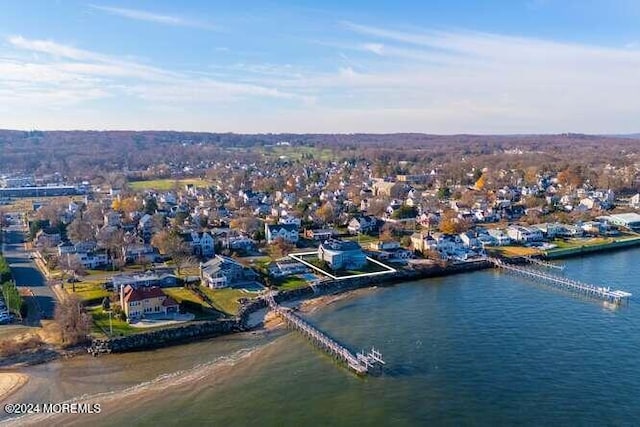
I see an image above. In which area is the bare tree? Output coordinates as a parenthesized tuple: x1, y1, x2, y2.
(67, 217, 95, 244)
(54, 295, 92, 347)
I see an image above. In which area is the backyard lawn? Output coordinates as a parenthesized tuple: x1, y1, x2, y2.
(199, 287, 248, 316)
(67, 280, 110, 302)
(275, 276, 310, 291)
(88, 306, 137, 337)
(163, 287, 206, 305)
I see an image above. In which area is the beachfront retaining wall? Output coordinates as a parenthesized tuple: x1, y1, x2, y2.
(88, 318, 242, 355)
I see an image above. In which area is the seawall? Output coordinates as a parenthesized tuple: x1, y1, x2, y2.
(542, 237, 640, 259)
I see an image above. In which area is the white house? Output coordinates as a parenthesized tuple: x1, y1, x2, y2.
(506, 226, 543, 243)
(265, 223, 299, 244)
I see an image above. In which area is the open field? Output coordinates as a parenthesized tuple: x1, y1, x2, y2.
(128, 178, 211, 191)
(256, 145, 336, 161)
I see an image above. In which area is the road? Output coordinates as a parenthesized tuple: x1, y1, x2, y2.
(1, 216, 56, 322)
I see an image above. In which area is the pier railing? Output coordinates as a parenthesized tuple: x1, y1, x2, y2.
(265, 292, 384, 375)
(488, 257, 632, 304)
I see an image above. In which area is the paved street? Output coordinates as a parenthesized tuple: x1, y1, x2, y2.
(1, 217, 56, 322)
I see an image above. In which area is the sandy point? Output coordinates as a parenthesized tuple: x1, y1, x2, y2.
(0, 373, 28, 401)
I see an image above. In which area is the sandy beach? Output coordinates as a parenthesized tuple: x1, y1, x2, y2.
(0, 373, 28, 401)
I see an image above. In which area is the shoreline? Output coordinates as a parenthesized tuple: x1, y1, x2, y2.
(0, 373, 28, 402)
(13, 242, 640, 365)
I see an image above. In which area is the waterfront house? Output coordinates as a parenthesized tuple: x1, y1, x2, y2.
(267, 258, 310, 277)
(318, 239, 367, 270)
(120, 285, 179, 321)
(486, 229, 511, 246)
(506, 226, 543, 243)
(200, 255, 257, 288)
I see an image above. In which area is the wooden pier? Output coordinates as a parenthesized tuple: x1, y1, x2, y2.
(522, 256, 565, 270)
(489, 258, 632, 304)
(265, 292, 384, 375)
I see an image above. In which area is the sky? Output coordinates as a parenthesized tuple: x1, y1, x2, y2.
(1, 0, 639, 134)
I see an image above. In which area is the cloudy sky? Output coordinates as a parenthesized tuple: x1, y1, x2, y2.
(1, 0, 639, 133)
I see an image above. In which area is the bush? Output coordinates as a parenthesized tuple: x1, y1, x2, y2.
(0, 336, 43, 357)
(0, 255, 11, 282)
(2, 282, 22, 317)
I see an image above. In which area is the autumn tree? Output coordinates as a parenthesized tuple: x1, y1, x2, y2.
(316, 202, 336, 225)
(438, 210, 470, 234)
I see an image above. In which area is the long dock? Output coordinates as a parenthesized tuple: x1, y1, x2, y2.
(488, 257, 632, 304)
(522, 256, 565, 270)
(265, 292, 384, 375)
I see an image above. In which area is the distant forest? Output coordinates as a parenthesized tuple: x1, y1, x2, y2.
(1, 130, 639, 192)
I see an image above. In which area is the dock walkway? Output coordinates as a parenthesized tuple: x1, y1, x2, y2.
(265, 292, 384, 375)
(488, 257, 632, 304)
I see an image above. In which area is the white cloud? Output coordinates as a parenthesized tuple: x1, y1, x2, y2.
(89, 5, 216, 30)
(363, 43, 384, 55)
(3, 24, 640, 133)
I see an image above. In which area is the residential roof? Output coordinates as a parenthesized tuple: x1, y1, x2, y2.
(123, 286, 166, 303)
(320, 239, 362, 252)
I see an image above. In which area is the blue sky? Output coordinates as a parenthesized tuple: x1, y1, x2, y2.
(1, 0, 639, 133)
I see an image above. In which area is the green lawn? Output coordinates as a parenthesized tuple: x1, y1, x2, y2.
(67, 281, 111, 302)
(163, 287, 206, 305)
(88, 306, 137, 337)
(128, 178, 211, 191)
(275, 276, 310, 291)
(199, 287, 248, 316)
(551, 237, 612, 249)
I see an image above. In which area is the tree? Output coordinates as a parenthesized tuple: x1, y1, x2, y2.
(268, 237, 294, 258)
(438, 210, 470, 234)
(437, 187, 451, 200)
(58, 254, 86, 292)
(316, 202, 336, 225)
(144, 197, 158, 215)
(54, 295, 92, 347)
(66, 217, 94, 244)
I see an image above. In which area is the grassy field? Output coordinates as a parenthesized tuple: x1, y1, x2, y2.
(199, 287, 248, 316)
(258, 145, 336, 161)
(128, 178, 211, 191)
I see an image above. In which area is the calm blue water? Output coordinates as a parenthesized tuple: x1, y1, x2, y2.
(5, 248, 640, 426)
